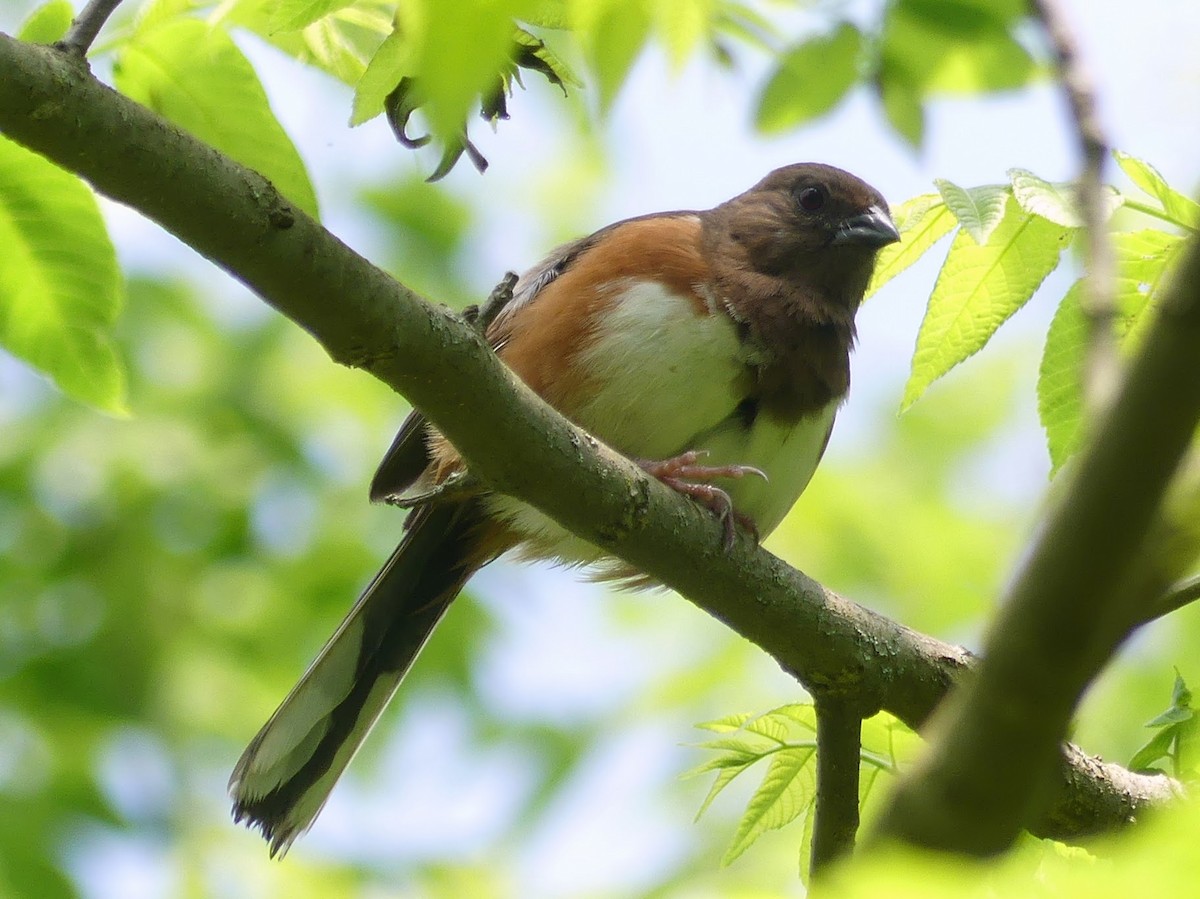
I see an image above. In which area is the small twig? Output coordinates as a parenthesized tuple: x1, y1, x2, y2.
(810, 698, 863, 877)
(462, 271, 519, 334)
(60, 0, 125, 55)
(1030, 0, 1119, 411)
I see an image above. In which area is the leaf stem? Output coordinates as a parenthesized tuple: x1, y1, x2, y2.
(1120, 198, 1200, 234)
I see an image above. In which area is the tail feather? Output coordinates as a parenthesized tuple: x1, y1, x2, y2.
(230, 501, 490, 856)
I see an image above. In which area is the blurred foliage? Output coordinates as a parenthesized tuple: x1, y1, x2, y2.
(2, 0, 1200, 895)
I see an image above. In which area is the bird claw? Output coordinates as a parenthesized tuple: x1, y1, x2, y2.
(639, 451, 763, 549)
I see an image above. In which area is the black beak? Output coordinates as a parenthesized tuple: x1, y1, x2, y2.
(832, 204, 900, 248)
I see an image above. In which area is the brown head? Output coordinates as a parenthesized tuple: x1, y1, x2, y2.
(702, 163, 899, 419)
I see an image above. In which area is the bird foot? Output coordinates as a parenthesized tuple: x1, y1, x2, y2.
(637, 451, 765, 549)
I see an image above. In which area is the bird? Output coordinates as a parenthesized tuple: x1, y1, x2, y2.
(229, 162, 899, 856)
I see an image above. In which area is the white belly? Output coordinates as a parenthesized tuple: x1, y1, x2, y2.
(485, 278, 840, 565)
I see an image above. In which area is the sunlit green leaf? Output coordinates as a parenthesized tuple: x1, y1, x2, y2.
(0, 137, 127, 414)
(867, 193, 956, 298)
(722, 746, 816, 865)
(881, 0, 1035, 96)
(573, 0, 653, 110)
(904, 196, 1072, 409)
(1009, 169, 1126, 229)
(352, 27, 407, 125)
(934, 179, 1009, 244)
(113, 18, 319, 218)
(226, 0, 393, 84)
(1114, 150, 1200, 230)
(755, 23, 862, 133)
(876, 64, 925, 148)
(1037, 229, 1183, 470)
(654, 0, 714, 68)
(18, 0, 73, 43)
(268, 0, 357, 32)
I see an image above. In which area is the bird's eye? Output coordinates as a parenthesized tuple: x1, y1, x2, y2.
(796, 185, 827, 213)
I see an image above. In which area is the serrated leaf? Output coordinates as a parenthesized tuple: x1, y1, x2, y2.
(695, 735, 775, 758)
(114, 18, 319, 218)
(1037, 229, 1183, 470)
(693, 759, 755, 821)
(18, 0, 73, 43)
(1114, 150, 1200, 230)
(934, 179, 1009, 244)
(1009, 169, 1082, 228)
(1037, 282, 1088, 471)
(768, 703, 818, 732)
(866, 194, 955, 298)
(225, 0, 392, 85)
(722, 746, 817, 865)
(755, 23, 862, 133)
(695, 711, 756, 734)
(904, 196, 1072, 409)
(744, 714, 790, 744)
(268, 0, 357, 32)
(0, 137, 128, 414)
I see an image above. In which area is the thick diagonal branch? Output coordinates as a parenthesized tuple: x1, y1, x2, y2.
(871, 226, 1200, 854)
(0, 33, 1177, 842)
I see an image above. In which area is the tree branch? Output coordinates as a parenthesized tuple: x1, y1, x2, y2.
(871, 213, 1200, 854)
(0, 32, 1177, 843)
(810, 699, 862, 876)
(1030, 0, 1119, 408)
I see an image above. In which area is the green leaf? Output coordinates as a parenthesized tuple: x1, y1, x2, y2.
(695, 711, 756, 734)
(1008, 169, 1082, 228)
(1008, 169, 1125, 228)
(1129, 726, 1176, 773)
(575, 0, 653, 111)
(876, 64, 925, 149)
(225, 0, 393, 85)
(866, 194, 955, 298)
(0, 137, 127, 414)
(352, 27, 407, 125)
(1036, 229, 1184, 470)
(654, 0, 714, 68)
(113, 18, 319, 218)
(267, 0, 357, 32)
(755, 23, 863, 133)
(722, 746, 817, 865)
(1114, 150, 1200, 230)
(18, 0, 74, 43)
(881, 0, 1035, 96)
(1037, 282, 1088, 471)
(692, 759, 755, 821)
(934, 179, 1009, 244)
(904, 196, 1072, 410)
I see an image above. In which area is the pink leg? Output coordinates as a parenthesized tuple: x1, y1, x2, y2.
(637, 451, 766, 548)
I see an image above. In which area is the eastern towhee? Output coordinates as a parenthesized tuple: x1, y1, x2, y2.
(230, 162, 899, 855)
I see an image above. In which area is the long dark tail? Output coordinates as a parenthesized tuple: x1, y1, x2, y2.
(229, 501, 489, 856)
